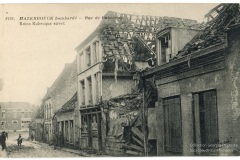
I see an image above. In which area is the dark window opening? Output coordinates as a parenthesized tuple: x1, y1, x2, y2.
(87, 77, 92, 104)
(193, 90, 218, 155)
(159, 33, 171, 64)
(86, 47, 91, 67)
(81, 81, 85, 105)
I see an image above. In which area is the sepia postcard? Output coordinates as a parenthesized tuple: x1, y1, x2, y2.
(0, 2, 240, 158)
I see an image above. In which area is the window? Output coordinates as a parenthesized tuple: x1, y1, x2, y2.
(46, 104, 48, 120)
(80, 80, 85, 105)
(87, 77, 93, 104)
(163, 96, 182, 153)
(86, 47, 91, 67)
(92, 41, 99, 63)
(49, 104, 51, 119)
(2, 110, 5, 119)
(79, 52, 84, 72)
(95, 74, 99, 103)
(22, 112, 25, 118)
(158, 32, 172, 65)
(193, 90, 218, 154)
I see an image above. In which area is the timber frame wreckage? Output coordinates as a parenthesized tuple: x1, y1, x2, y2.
(29, 3, 240, 156)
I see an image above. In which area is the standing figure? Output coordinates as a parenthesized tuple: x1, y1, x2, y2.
(17, 134, 22, 148)
(52, 133, 57, 150)
(5, 132, 8, 139)
(1, 131, 6, 150)
(31, 132, 34, 141)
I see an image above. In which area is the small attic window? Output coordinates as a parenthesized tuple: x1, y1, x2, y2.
(158, 32, 172, 65)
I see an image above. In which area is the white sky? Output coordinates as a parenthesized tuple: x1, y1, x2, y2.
(0, 3, 219, 105)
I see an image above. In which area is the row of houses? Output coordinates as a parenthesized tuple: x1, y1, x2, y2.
(30, 4, 240, 156)
(0, 102, 34, 132)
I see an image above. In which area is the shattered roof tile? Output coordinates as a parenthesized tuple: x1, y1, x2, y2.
(177, 4, 240, 57)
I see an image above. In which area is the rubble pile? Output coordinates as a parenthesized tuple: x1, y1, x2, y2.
(177, 4, 240, 57)
(102, 75, 157, 156)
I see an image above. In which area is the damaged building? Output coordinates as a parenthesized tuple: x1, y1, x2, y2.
(33, 3, 240, 157)
(142, 3, 240, 156)
(75, 10, 203, 156)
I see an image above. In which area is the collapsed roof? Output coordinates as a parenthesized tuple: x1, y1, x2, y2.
(177, 4, 240, 57)
(99, 11, 203, 72)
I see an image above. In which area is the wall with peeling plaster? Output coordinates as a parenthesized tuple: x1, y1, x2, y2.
(225, 27, 240, 150)
(153, 28, 240, 155)
(102, 77, 134, 100)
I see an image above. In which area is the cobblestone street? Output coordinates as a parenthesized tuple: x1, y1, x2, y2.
(0, 131, 80, 158)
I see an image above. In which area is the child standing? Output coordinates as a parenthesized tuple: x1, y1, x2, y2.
(17, 135, 22, 148)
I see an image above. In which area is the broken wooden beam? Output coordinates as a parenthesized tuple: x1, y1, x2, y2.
(131, 127, 144, 141)
(122, 144, 144, 152)
(132, 135, 144, 147)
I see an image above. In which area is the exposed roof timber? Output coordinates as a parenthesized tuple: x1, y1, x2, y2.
(178, 4, 240, 57)
(204, 4, 227, 22)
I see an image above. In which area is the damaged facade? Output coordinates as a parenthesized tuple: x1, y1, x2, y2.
(143, 3, 240, 156)
(33, 3, 240, 156)
(75, 11, 202, 156)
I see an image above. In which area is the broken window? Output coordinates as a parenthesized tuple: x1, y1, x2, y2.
(158, 33, 172, 64)
(86, 47, 91, 67)
(163, 96, 182, 153)
(193, 90, 218, 154)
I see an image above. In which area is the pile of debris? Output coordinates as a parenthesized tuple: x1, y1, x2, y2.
(177, 4, 240, 57)
(102, 75, 158, 156)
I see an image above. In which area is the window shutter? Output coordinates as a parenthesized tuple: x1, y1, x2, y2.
(193, 94, 201, 153)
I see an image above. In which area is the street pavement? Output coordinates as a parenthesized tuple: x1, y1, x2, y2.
(0, 131, 80, 158)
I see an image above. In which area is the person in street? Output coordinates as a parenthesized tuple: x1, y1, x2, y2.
(52, 133, 57, 150)
(5, 132, 8, 139)
(31, 132, 34, 141)
(17, 134, 23, 148)
(1, 131, 7, 150)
